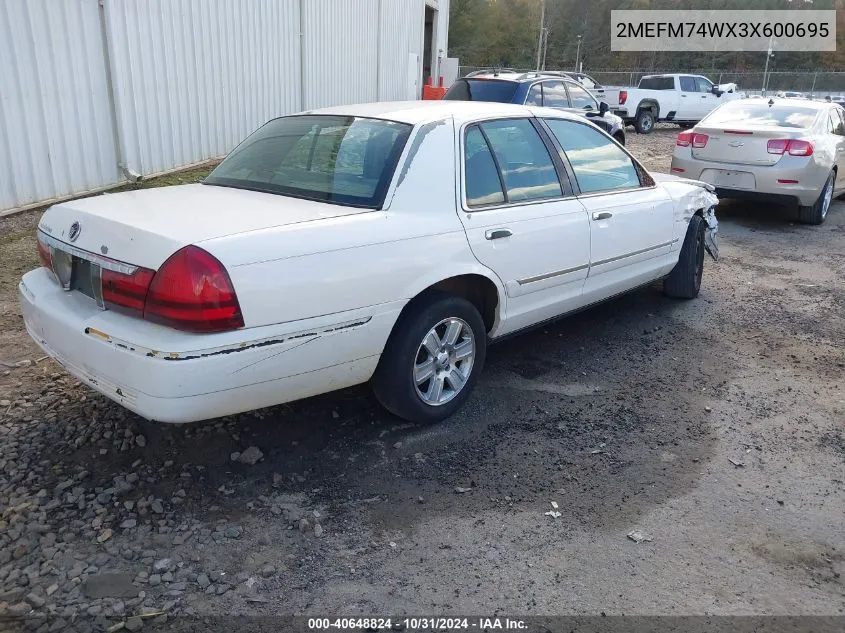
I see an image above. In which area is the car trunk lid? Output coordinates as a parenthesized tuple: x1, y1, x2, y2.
(690, 125, 806, 167)
(37, 183, 370, 270)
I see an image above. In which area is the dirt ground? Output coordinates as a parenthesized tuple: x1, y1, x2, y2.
(1, 127, 844, 628)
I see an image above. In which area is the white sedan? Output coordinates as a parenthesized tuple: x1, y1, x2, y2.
(20, 101, 718, 424)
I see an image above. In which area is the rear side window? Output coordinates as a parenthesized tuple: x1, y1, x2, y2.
(703, 103, 819, 129)
(205, 115, 411, 208)
(544, 119, 641, 194)
(443, 79, 519, 102)
(525, 84, 543, 106)
(542, 81, 569, 108)
(464, 119, 564, 207)
(464, 127, 505, 206)
(640, 76, 675, 90)
(679, 76, 696, 92)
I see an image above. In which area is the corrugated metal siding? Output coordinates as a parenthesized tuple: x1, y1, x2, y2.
(0, 0, 122, 212)
(301, 0, 379, 109)
(378, 0, 424, 101)
(103, 0, 302, 176)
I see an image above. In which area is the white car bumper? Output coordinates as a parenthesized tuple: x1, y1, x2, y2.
(19, 268, 395, 423)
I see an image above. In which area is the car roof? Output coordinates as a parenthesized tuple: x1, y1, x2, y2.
(301, 100, 588, 126)
(459, 72, 580, 84)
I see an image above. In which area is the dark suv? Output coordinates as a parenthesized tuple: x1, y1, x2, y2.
(443, 71, 625, 145)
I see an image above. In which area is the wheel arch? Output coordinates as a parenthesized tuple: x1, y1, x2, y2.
(397, 269, 505, 337)
(637, 99, 660, 118)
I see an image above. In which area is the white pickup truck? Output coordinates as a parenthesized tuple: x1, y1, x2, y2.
(606, 74, 744, 134)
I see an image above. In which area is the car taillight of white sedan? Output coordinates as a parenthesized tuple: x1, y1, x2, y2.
(36, 233, 244, 333)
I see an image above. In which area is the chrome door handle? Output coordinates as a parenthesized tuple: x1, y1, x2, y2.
(485, 228, 512, 240)
(592, 212, 613, 220)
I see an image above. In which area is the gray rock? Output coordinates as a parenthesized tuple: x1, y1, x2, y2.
(120, 519, 137, 529)
(125, 616, 144, 632)
(135, 435, 147, 448)
(6, 602, 31, 617)
(25, 592, 46, 608)
(46, 584, 59, 596)
(234, 446, 264, 465)
(196, 573, 210, 589)
(150, 500, 164, 514)
(161, 572, 173, 583)
(224, 525, 243, 539)
(148, 574, 161, 587)
(152, 558, 172, 572)
(82, 572, 139, 599)
(260, 565, 276, 578)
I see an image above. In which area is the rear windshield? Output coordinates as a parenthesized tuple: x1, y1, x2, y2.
(639, 76, 675, 90)
(204, 115, 411, 208)
(703, 103, 819, 129)
(443, 79, 519, 103)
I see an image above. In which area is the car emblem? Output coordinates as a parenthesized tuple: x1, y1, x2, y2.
(68, 221, 81, 242)
(728, 140, 744, 148)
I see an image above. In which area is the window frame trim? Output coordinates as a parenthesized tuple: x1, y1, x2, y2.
(459, 116, 576, 213)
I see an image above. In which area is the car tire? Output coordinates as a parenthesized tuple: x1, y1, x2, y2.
(664, 215, 705, 299)
(372, 291, 487, 424)
(635, 109, 655, 134)
(613, 132, 626, 146)
(797, 171, 834, 225)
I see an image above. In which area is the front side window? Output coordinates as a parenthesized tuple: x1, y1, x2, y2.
(543, 118, 642, 194)
(542, 81, 569, 108)
(464, 119, 564, 207)
(695, 77, 713, 93)
(205, 115, 411, 208)
(566, 82, 598, 110)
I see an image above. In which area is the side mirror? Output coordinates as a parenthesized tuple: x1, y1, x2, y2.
(711, 86, 724, 97)
(599, 101, 609, 115)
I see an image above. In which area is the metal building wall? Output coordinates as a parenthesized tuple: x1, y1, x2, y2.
(378, 0, 424, 101)
(1, 0, 448, 215)
(103, 0, 303, 177)
(301, 0, 379, 110)
(0, 0, 122, 213)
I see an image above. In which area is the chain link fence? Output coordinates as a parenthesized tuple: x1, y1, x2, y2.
(458, 67, 845, 97)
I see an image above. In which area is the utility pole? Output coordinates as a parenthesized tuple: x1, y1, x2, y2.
(536, 0, 546, 71)
(575, 34, 582, 72)
(762, 36, 773, 96)
(541, 28, 550, 70)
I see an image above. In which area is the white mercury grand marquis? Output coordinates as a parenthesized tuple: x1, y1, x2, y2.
(20, 101, 719, 424)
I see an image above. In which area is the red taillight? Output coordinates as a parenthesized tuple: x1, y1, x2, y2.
(676, 132, 708, 148)
(37, 234, 53, 271)
(102, 267, 155, 317)
(767, 139, 814, 156)
(619, 90, 628, 105)
(143, 245, 244, 333)
(692, 133, 709, 148)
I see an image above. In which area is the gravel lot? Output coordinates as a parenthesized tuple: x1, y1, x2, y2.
(1, 126, 844, 629)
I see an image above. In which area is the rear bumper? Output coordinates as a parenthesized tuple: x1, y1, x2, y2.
(19, 268, 397, 423)
(670, 153, 826, 207)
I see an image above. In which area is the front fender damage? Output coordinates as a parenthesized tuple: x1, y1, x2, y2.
(653, 173, 720, 262)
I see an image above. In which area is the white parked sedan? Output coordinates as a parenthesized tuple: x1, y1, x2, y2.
(20, 101, 718, 424)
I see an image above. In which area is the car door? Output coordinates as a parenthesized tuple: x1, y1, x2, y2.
(540, 117, 675, 302)
(676, 75, 699, 120)
(457, 117, 591, 335)
(693, 76, 718, 119)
